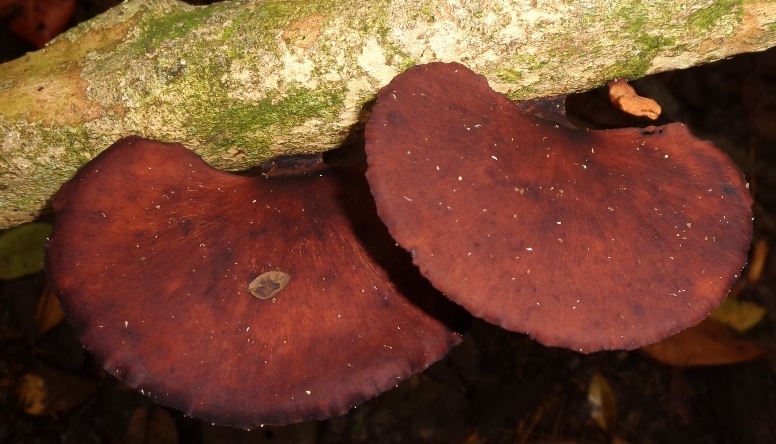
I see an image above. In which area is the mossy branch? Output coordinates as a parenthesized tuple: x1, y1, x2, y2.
(1, 0, 775, 228)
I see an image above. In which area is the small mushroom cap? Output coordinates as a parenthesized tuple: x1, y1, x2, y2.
(45, 136, 465, 427)
(365, 62, 753, 352)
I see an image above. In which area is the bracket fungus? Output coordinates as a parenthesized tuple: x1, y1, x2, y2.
(45, 136, 467, 428)
(364, 62, 753, 353)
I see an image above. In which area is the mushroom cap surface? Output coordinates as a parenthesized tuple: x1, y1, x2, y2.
(45, 136, 465, 427)
(365, 62, 753, 352)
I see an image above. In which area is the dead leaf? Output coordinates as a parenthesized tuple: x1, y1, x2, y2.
(8, 0, 76, 48)
(18, 373, 47, 415)
(0, 222, 52, 279)
(125, 407, 179, 444)
(709, 297, 766, 332)
(0, 0, 22, 17)
(587, 371, 617, 431)
(460, 430, 484, 444)
(641, 319, 765, 366)
(746, 238, 769, 283)
(36, 284, 65, 335)
(17, 366, 97, 415)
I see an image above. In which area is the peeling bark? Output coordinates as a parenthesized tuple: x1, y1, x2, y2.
(1, 0, 775, 228)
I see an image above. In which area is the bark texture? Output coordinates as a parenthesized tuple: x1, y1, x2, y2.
(1, 0, 775, 228)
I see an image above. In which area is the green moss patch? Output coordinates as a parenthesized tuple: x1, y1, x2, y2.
(689, 0, 743, 33)
(190, 86, 346, 154)
(137, 4, 225, 51)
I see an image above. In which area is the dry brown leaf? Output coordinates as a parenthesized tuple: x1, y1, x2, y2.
(587, 371, 617, 431)
(125, 407, 179, 444)
(9, 0, 77, 48)
(0, 0, 22, 18)
(460, 430, 484, 444)
(709, 297, 766, 332)
(36, 284, 65, 335)
(0, 222, 51, 279)
(746, 238, 769, 283)
(17, 366, 97, 416)
(18, 373, 47, 415)
(608, 79, 662, 119)
(641, 319, 764, 367)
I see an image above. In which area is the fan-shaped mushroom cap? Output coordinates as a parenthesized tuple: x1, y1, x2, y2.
(365, 62, 752, 352)
(45, 136, 466, 427)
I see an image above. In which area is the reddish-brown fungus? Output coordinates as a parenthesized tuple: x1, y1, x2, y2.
(364, 62, 753, 353)
(45, 136, 466, 428)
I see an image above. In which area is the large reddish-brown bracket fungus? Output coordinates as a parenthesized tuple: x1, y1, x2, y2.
(45, 136, 466, 428)
(365, 62, 753, 353)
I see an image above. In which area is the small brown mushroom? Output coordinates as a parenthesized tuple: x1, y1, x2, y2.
(45, 136, 466, 428)
(364, 62, 753, 353)
(607, 78, 662, 120)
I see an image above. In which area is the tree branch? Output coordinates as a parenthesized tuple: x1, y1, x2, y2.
(1, 0, 775, 228)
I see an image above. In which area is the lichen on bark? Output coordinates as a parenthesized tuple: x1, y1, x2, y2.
(0, 0, 775, 228)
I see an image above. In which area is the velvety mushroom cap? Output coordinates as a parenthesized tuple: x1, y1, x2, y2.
(45, 136, 466, 428)
(365, 62, 753, 352)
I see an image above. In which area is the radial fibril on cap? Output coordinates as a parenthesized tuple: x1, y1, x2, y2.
(45, 136, 466, 428)
(365, 62, 753, 353)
